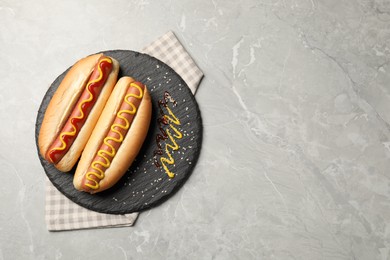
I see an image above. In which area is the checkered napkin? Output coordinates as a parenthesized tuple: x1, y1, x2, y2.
(45, 31, 204, 231)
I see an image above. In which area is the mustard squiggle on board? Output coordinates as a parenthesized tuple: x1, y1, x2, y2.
(159, 106, 183, 178)
(85, 82, 144, 190)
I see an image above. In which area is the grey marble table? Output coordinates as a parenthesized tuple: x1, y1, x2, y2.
(1, 0, 390, 259)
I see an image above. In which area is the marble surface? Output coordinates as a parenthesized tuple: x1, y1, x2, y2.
(1, 0, 390, 259)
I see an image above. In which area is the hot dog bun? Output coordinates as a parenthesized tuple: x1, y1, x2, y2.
(74, 77, 152, 193)
(38, 54, 120, 172)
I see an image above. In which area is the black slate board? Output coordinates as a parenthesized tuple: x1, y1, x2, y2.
(35, 50, 202, 214)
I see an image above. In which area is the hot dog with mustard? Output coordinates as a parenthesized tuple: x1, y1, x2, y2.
(74, 76, 152, 193)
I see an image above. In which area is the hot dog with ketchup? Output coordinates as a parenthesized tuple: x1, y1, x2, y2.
(74, 77, 152, 193)
(38, 54, 120, 172)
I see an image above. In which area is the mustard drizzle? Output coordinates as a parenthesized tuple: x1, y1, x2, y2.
(85, 82, 144, 190)
(160, 106, 183, 178)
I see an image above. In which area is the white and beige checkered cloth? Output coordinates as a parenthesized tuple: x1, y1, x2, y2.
(45, 31, 204, 231)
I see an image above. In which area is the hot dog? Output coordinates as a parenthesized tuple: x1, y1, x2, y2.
(73, 77, 152, 193)
(38, 54, 120, 172)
